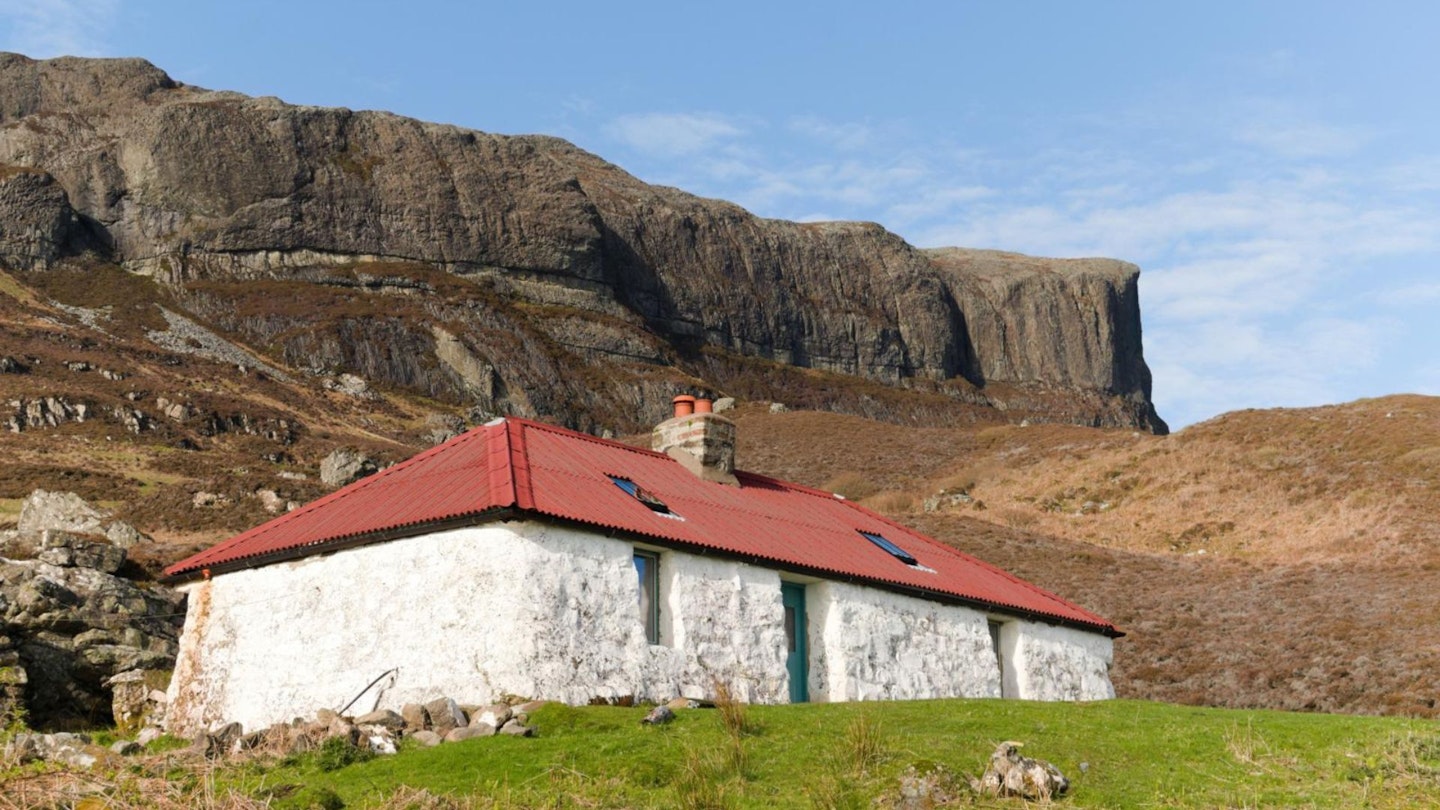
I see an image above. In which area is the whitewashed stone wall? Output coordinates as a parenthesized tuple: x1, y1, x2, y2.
(165, 521, 790, 736)
(658, 551, 789, 703)
(166, 519, 1113, 735)
(1000, 620, 1115, 701)
(809, 581, 1001, 701)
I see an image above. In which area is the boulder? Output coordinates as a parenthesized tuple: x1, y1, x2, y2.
(17, 491, 108, 536)
(195, 722, 243, 760)
(320, 448, 379, 487)
(641, 705, 675, 725)
(410, 730, 443, 747)
(445, 725, 493, 743)
(106, 668, 171, 732)
(972, 741, 1069, 801)
(110, 739, 142, 756)
(104, 521, 146, 549)
(424, 697, 466, 734)
(38, 531, 126, 574)
(355, 708, 405, 730)
(0, 555, 183, 728)
(400, 702, 430, 731)
(472, 704, 511, 728)
(499, 719, 534, 737)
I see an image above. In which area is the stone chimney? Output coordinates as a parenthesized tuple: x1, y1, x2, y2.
(652, 396, 738, 486)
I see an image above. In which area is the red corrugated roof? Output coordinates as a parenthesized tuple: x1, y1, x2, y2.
(165, 417, 1119, 635)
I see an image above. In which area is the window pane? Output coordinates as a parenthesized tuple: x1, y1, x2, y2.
(859, 531, 919, 566)
(634, 552, 658, 644)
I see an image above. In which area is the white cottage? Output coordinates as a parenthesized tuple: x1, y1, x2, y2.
(163, 398, 1119, 736)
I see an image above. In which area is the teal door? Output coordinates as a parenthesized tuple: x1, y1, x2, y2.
(781, 582, 809, 703)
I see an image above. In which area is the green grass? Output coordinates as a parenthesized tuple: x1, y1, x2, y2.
(216, 699, 1440, 809)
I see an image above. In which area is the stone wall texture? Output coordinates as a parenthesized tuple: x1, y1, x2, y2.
(165, 521, 1113, 736)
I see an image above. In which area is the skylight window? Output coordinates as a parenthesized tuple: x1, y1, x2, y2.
(859, 530, 919, 566)
(608, 475, 679, 517)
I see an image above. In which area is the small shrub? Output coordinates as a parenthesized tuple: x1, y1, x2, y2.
(315, 735, 374, 772)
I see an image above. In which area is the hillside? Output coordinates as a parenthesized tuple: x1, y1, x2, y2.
(725, 395, 1440, 716)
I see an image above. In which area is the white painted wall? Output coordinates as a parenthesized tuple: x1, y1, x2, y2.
(166, 520, 1114, 736)
(1003, 620, 1115, 702)
(809, 580, 1001, 701)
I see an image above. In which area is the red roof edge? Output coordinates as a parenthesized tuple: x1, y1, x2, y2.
(163, 424, 508, 578)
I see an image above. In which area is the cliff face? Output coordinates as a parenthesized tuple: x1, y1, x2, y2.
(0, 53, 1166, 433)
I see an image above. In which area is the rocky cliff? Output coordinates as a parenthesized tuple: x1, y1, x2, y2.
(0, 53, 1165, 433)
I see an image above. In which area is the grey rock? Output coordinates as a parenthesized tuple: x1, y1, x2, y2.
(191, 491, 226, 508)
(424, 697, 466, 734)
(320, 447, 379, 487)
(768, 402, 788, 414)
(641, 705, 675, 725)
(324, 373, 378, 399)
(196, 722, 243, 759)
(712, 397, 735, 413)
(2, 732, 40, 764)
(136, 726, 165, 746)
(0, 167, 82, 270)
(499, 719, 534, 737)
(38, 531, 126, 574)
(6, 397, 90, 433)
(0, 356, 27, 374)
(972, 741, 1069, 801)
(17, 490, 108, 536)
(355, 709, 405, 730)
(104, 521, 146, 549)
(110, 739, 142, 756)
(410, 729, 443, 747)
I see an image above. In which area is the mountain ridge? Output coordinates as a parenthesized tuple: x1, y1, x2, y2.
(0, 52, 1165, 434)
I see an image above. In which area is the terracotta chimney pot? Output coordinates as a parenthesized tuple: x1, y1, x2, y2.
(694, 398, 713, 414)
(672, 395, 696, 418)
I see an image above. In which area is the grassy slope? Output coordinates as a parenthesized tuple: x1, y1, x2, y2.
(215, 700, 1440, 809)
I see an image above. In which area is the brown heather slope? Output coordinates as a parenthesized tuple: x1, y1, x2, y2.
(726, 398, 1440, 717)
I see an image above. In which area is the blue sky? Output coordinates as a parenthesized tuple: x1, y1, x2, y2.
(4, 1, 1438, 429)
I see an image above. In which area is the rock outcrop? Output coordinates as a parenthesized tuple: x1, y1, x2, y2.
(0, 490, 181, 727)
(0, 52, 1166, 433)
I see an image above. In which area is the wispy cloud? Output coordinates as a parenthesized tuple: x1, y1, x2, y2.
(603, 112, 747, 158)
(0, 0, 117, 57)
